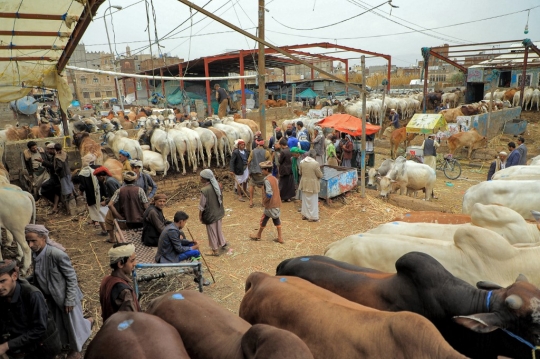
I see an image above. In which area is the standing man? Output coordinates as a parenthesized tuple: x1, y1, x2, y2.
(118, 150, 132, 172)
(299, 150, 323, 223)
(141, 193, 170, 247)
(230, 139, 249, 202)
(131, 159, 158, 200)
(247, 138, 271, 208)
(311, 126, 325, 165)
(516, 136, 527, 165)
(249, 161, 283, 244)
(155, 211, 211, 286)
(421, 134, 440, 171)
(215, 84, 231, 119)
(39, 142, 62, 214)
(99, 243, 140, 322)
(0, 259, 62, 359)
(296, 121, 310, 151)
(93, 166, 121, 207)
(278, 138, 296, 202)
(25, 224, 92, 359)
(24, 141, 50, 197)
(487, 151, 507, 180)
(340, 135, 354, 168)
(382, 109, 400, 139)
(199, 169, 228, 256)
(506, 142, 521, 168)
(54, 143, 77, 216)
(106, 171, 149, 243)
(326, 134, 339, 166)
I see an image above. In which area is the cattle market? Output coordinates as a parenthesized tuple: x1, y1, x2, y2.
(1, 0, 540, 358)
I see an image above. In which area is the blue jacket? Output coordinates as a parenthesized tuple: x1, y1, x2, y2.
(506, 150, 521, 168)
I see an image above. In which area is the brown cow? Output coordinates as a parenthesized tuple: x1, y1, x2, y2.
(103, 158, 123, 182)
(293, 110, 305, 117)
(504, 88, 518, 102)
(440, 107, 464, 123)
(72, 132, 104, 165)
(276, 99, 287, 107)
(147, 291, 314, 359)
(5, 126, 34, 141)
(234, 117, 259, 134)
(460, 105, 480, 116)
(85, 312, 190, 359)
(239, 272, 467, 359)
(392, 211, 471, 224)
(265, 99, 277, 108)
(30, 122, 59, 138)
(389, 127, 416, 159)
(447, 129, 487, 159)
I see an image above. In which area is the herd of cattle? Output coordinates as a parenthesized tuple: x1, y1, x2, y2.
(87, 198, 540, 359)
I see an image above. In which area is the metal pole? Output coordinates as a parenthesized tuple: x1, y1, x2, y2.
(258, 0, 266, 139)
(519, 47, 528, 109)
(422, 61, 429, 113)
(176, 0, 367, 96)
(360, 56, 366, 198)
(103, 6, 124, 111)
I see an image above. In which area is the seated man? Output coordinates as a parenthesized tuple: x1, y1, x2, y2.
(141, 193, 170, 247)
(99, 244, 140, 322)
(155, 211, 210, 286)
(0, 260, 61, 359)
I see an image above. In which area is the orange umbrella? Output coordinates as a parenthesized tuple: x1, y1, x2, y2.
(318, 113, 381, 136)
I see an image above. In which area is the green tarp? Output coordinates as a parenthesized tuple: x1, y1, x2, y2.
(295, 88, 318, 99)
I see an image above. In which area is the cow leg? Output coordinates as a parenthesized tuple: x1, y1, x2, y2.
(468, 146, 473, 160)
(178, 150, 187, 175)
(12, 229, 31, 275)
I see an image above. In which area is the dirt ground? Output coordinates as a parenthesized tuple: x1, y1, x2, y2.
(7, 109, 540, 348)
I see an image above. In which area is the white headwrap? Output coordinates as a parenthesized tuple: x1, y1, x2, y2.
(200, 169, 222, 205)
(108, 244, 136, 264)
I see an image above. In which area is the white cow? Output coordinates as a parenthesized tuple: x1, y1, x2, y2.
(368, 203, 540, 245)
(164, 129, 191, 175)
(140, 148, 169, 177)
(325, 225, 540, 287)
(0, 184, 35, 274)
(136, 127, 177, 176)
(492, 165, 540, 180)
(211, 118, 239, 155)
(192, 121, 228, 166)
(462, 180, 540, 220)
(186, 121, 220, 167)
(104, 131, 144, 161)
(379, 156, 436, 201)
(222, 117, 254, 146)
(530, 155, 540, 166)
(529, 88, 540, 111)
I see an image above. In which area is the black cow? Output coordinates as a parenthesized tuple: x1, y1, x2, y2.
(276, 253, 540, 359)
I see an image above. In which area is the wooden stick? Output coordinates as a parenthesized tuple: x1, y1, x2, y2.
(186, 227, 216, 283)
(113, 219, 128, 243)
(89, 242, 105, 275)
(233, 175, 249, 197)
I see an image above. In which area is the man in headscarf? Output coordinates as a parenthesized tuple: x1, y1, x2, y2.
(23, 140, 50, 198)
(252, 130, 262, 150)
(340, 134, 354, 167)
(130, 159, 158, 200)
(296, 121, 311, 151)
(311, 126, 326, 165)
(37, 142, 62, 214)
(382, 109, 400, 139)
(105, 171, 149, 244)
(73, 154, 107, 236)
(94, 166, 121, 206)
(118, 150, 132, 172)
(53, 143, 77, 216)
(299, 150, 323, 222)
(199, 169, 227, 256)
(247, 138, 271, 208)
(99, 243, 140, 322)
(487, 151, 508, 180)
(278, 138, 296, 202)
(141, 193, 170, 247)
(230, 139, 250, 202)
(0, 259, 62, 359)
(25, 224, 92, 359)
(249, 161, 283, 244)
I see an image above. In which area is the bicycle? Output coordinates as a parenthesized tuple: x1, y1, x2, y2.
(407, 152, 461, 180)
(436, 153, 461, 180)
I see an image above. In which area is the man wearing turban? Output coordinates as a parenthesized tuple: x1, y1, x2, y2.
(105, 171, 149, 243)
(141, 193, 170, 247)
(118, 150, 132, 172)
(230, 139, 250, 202)
(25, 224, 92, 359)
(99, 243, 140, 322)
(247, 138, 271, 208)
(0, 259, 62, 358)
(199, 169, 227, 256)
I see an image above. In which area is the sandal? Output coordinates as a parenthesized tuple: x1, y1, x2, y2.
(99, 231, 108, 236)
(249, 234, 261, 241)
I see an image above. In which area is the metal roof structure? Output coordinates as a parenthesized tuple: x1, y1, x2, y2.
(0, 0, 105, 112)
(469, 42, 540, 69)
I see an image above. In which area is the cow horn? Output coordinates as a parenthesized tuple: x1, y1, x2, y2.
(515, 274, 529, 283)
(505, 295, 523, 310)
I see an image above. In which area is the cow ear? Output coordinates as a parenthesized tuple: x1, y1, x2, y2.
(516, 274, 529, 283)
(476, 281, 503, 290)
(453, 314, 501, 333)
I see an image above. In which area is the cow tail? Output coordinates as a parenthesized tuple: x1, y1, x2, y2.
(169, 138, 178, 171)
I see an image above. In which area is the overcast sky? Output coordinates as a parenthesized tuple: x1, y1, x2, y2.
(80, 0, 539, 69)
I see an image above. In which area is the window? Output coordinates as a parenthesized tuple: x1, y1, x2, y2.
(83, 92, 90, 99)
(95, 91, 101, 98)
(106, 76, 110, 82)
(106, 91, 113, 97)
(517, 74, 531, 87)
(80, 77, 87, 84)
(93, 77, 99, 83)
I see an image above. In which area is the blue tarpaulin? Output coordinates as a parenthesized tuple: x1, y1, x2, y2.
(235, 89, 254, 95)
